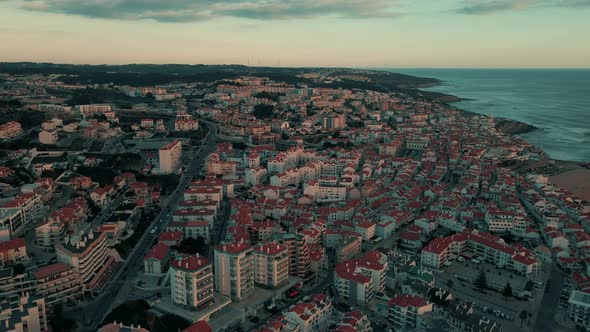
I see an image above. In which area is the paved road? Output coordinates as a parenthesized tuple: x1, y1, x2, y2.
(78, 121, 219, 331)
(533, 263, 569, 332)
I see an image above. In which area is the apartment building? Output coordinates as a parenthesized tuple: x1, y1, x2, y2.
(322, 113, 346, 131)
(35, 219, 66, 249)
(253, 242, 289, 289)
(158, 140, 182, 174)
(0, 294, 48, 332)
(569, 291, 590, 330)
(34, 263, 82, 308)
(170, 255, 214, 310)
(276, 233, 311, 279)
(75, 104, 112, 115)
(214, 242, 254, 302)
(283, 293, 334, 332)
(421, 229, 538, 276)
(0, 238, 27, 268)
(55, 232, 112, 292)
(388, 294, 432, 331)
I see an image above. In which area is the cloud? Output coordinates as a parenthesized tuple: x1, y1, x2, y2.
(455, 0, 590, 14)
(18, 0, 401, 22)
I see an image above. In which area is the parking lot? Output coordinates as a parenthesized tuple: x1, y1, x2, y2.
(434, 261, 550, 331)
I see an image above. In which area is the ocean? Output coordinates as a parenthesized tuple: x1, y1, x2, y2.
(385, 69, 590, 162)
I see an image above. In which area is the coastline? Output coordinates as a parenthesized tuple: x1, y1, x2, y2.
(409, 75, 590, 184)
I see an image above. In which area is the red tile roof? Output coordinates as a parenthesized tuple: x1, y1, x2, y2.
(0, 238, 26, 253)
(172, 255, 210, 271)
(182, 320, 212, 332)
(34, 263, 71, 279)
(144, 243, 169, 261)
(216, 242, 251, 254)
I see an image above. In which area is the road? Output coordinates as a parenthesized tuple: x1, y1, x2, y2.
(79, 121, 219, 331)
(533, 263, 568, 332)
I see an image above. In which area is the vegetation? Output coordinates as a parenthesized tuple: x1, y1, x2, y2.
(475, 270, 488, 290)
(173, 236, 208, 256)
(252, 104, 275, 119)
(502, 282, 513, 297)
(519, 310, 529, 327)
(100, 300, 189, 332)
(76, 166, 118, 186)
(50, 304, 77, 332)
(254, 91, 284, 102)
(114, 210, 154, 258)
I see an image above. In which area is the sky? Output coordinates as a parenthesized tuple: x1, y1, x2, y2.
(0, 0, 589, 68)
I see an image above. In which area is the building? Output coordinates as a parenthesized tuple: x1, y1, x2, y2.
(144, 243, 170, 275)
(0, 122, 22, 140)
(283, 294, 334, 332)
(569, 291, 590, 329)
(253, 242, 289, 289)
(55, 232, 112, 293)
(175, 112, 199, 131)
(98, 322, 150, 332)
(214, 242, 254, 302)
(76, 104, 112, 115)
(0, 294, 48, 332)
(333, 251, 387, 306)
(420, 229, 538, 276)
(388, 294, 432, 331)
(38, 130, 59, 145)
(276, 233, 311, 279)
(0, 238, 27, 268)
(158, 140, 182, 174)
(34, 263, 82, 308)
(170, 255, 214, 310)
(322, 113, 346, 131)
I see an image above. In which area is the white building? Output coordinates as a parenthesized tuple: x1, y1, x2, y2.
(158, 140, 182, 174)
(214, 242, 254, 302)
(170, 255, 214, 310)
(569, 291, 590, 329)
(253, 242, 289, 289)
(0, 294, 48, 332)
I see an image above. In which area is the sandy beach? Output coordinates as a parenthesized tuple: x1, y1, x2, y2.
(550, 164, 590, 201)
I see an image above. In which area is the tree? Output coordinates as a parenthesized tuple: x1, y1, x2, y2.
(175, 237, 207, 256)
(475, 270, 488, 290)
(502, 282, 513, 297)
(519, 310, 528, 328)
(446, 279, 454, 289)
(524, 280, 534, 292)
(252, 104, 275, 119)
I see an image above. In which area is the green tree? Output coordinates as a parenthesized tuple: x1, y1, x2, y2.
(519, 310, 528, 328)
(475, 270, 488, 290)
(502, 282, 513, 297)
(174, 237, 207, 256)
(446, 279, 454, 289)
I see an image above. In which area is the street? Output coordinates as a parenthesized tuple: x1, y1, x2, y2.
(78, 120, 219, 331)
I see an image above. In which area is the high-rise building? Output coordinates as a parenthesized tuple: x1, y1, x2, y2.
(322, 113, 346, 131)
(55, 232, 112, 293)
(159, 140, 182, 174)
(276, 233, 311, 279)
(253, 242, 289, 289)
(170, 255, 214, 310)
(214, 242, 254, 302)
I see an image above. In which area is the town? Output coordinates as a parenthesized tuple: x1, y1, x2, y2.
(0, 65, 589, 332)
